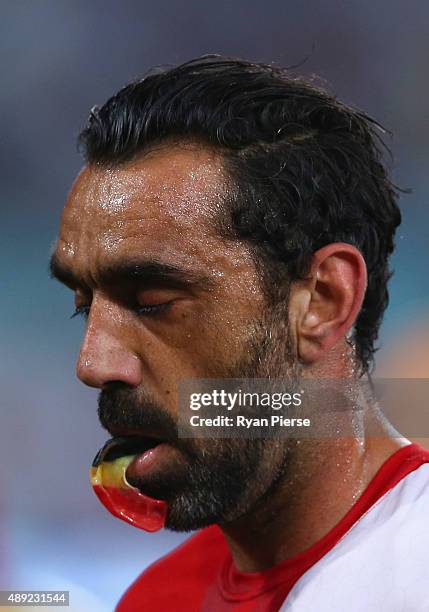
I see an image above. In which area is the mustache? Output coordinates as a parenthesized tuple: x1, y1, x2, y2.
(97, 383, 178, 444)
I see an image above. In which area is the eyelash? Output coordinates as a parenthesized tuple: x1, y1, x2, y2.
(70, 306, 90, 319)
(136, 302, 172, 316)
(70, 302, 172, 319)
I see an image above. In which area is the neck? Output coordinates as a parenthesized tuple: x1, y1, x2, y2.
(220, 408, 409, 573)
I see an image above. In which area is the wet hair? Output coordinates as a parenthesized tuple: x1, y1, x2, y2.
(79, 54, 402, 374)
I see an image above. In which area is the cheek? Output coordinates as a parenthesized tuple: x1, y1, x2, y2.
(179, 297, 263, 369)
(138, 290, 259, 357)
(135, 308, 241, 377)
(132, 299, 262, 409)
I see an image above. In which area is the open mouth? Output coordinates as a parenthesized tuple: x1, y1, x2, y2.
(92, 435, 162, 467)
(92, 434, 176, 490)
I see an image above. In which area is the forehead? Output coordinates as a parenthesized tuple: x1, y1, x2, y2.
(58, 144, 234, 270)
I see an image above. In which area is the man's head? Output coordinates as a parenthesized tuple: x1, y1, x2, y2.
(51, 55, 401, 530)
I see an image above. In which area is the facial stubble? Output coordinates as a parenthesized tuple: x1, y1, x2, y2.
(98, 303, 299, 531)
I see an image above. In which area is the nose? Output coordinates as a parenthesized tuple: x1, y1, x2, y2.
(76, 301, 142, 389)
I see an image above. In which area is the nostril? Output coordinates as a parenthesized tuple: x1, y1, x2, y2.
(102, 380, 132, 392)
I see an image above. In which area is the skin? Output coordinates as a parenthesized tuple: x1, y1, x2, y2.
(52, 142, 408, 572)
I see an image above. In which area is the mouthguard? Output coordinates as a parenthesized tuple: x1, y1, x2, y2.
(90, 437, 168, 532)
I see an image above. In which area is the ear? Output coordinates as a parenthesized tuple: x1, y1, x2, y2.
(289, 243, 367, 364)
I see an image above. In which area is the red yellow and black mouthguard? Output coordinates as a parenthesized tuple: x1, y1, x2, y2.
(90, 437, 168, 532)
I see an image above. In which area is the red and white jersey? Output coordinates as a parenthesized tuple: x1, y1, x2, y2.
(280, 460, 429, 611)
(117, 443, 429, 611)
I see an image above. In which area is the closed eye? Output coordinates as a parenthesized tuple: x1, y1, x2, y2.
(136, 302, 173, 316)
(70, 302, 173, 320)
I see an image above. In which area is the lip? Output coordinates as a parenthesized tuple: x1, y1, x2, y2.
(106, 424, 166, 440)
(92, 434, 165, 467)
(105, 424, 174, 445)
(125, 442, 174, 486)
(93, 435, 179, 492)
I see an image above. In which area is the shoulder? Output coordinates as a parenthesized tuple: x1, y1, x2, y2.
(116, 526, 227, 611)
(282, 460, 429, 611)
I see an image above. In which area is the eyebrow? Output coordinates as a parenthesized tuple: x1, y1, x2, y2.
(49, 252, 214, 291)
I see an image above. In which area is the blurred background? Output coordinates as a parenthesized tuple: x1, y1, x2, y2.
(1, 1, 428, 609)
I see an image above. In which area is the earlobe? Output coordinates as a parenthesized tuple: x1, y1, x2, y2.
(294, 244, 367, 365)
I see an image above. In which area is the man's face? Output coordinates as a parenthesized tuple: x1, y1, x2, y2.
(53, 143, 298, 530)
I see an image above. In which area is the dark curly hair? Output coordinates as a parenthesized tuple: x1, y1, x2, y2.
(79, 54, 402, 374)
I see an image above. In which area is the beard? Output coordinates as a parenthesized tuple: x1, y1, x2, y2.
(98, 301, 301, 531)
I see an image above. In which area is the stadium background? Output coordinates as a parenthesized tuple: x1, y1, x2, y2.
(1, 2, 428, 609)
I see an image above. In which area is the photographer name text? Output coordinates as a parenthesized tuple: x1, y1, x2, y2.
(189, 414, 311, 429)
